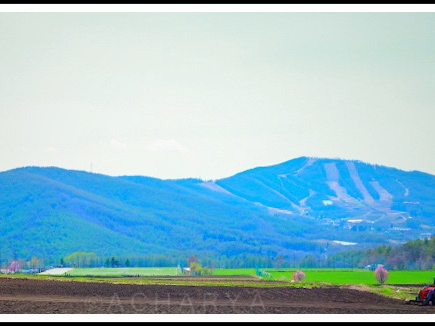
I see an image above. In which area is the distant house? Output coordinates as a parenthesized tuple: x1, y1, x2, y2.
(346, 219, 363, 228)
(21, 269, 39, 274)
(332, 240, 357, 246)
(346, 219, 367, 231)
(419, 233, 433, 240)
(364, 264, 383, 271)
(347, 219, 363, 224)
(182, 267, 191, 275)
(392, 227, 411, 232)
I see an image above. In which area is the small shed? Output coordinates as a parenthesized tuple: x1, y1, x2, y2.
(183, 267, 191, 275)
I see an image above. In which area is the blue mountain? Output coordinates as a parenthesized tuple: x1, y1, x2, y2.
(1, 157, 434, 260)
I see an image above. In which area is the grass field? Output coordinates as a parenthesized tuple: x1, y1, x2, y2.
(266, 269, 435, 285)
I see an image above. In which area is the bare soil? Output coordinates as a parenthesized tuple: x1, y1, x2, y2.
(0, 278, 432, 314)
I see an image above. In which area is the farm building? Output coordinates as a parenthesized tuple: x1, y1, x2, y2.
(419, 233, 433, 240)
(182, 267, 191, 275)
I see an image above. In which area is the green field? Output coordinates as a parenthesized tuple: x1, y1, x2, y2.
(209, 267, 435, 285)
(265, 269, 435, 285)
(214, 268, 435, 285)
(63, 267, 178, 277)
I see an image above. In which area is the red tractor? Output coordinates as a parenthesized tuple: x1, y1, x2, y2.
(409, 278, 435, 306)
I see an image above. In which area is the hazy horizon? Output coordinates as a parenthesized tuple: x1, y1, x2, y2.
(3, 155, 435, 181)
(1, 12, 435, 179)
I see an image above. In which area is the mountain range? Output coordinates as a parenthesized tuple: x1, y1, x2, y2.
(1, 156, 434, 261)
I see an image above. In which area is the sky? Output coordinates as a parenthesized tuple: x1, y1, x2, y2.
(1, 12, 435, 180)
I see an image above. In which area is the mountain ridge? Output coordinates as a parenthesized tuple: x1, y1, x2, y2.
(1, 157, 434, 261)
(5, 155, 434, 180)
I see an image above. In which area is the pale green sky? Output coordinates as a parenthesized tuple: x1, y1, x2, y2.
(1, 12, 435, 179)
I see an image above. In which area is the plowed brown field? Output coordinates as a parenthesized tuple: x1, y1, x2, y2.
(0, 278, 432, 314)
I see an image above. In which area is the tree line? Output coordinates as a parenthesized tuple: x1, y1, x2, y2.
(4, 236, 435, 271)
(0, 251, 315, 270)
(297, 237, 435, 270)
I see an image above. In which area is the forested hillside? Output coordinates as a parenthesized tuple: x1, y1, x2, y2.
(328, 236, 435, 270)
(1, 157, 435, 263)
